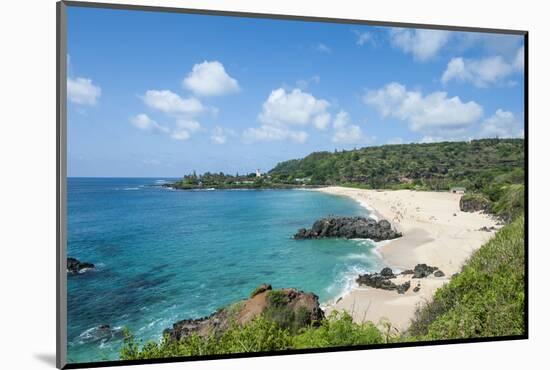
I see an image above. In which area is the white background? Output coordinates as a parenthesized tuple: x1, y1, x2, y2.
(0, 0, 547, 369)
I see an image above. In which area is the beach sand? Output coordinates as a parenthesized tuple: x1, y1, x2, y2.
(317, 187, 499, 333)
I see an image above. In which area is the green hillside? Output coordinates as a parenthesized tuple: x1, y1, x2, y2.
(269, 138, 524, 192)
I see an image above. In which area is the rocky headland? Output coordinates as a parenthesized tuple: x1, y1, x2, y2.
(164, 285, 324, 341)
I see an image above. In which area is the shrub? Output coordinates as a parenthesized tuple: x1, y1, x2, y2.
(293, 311, 384, 348)
(120, 316, 292, 360)
(407, 216, 525, 339)
(492, 184, 525, 222)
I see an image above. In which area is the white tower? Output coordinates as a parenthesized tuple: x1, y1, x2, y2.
(256, 169, 261, 178)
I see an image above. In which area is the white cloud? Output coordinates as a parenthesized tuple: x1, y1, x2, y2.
(315, 43, 332, 53)
(514, 46, 525, 70)
(480, 109, 524, 138)
(183, 61, 240, 96)
(355, 31, 372, 46)
(389, 28, 450, 61)
(170, 119, 202, 141)
(364, 82, 483, 135)
(142, 90, 205, 116)
(242, 125, 308, 144)
(210, 126, 235, 144)
(67, 77, 101, 105)
(170, 129, 190, 141)
(176, 119, 201, 133)
(258, 88, 331, 128)
(441, 56, 514, 87)
(130, 114, 203, 142)
(313, 112, 331, 130)
(130, 113, 169, 133)
(331, 110, 370, 144)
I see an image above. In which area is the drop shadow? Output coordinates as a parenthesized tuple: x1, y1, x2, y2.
(34, 353, 56, 367)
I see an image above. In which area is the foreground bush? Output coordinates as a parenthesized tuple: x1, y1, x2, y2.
(120, 316, 292, 360)
(120, 311, 384, 360)
(408, 216, 525, 339)
(293, 311, 384, 348)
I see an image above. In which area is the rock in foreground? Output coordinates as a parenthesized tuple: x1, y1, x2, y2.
(67, 257, 95, 274)
(294, 216, 402, 241)
(164, 286, 324, 341)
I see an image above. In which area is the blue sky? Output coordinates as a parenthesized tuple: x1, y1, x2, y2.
(67, 6, 525, 177)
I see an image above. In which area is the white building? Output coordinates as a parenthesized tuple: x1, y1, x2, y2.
(256, 169, 261, 178)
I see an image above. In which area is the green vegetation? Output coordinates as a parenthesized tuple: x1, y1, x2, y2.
(168, 171, 312, 190)
(293, 311, 385, 349)
(491, 184, 525, 222)
(408, 216, 525, 340)
(169, 139, 524, 194)
(120, 316, 293, 360)
(120, 311, 385, 360)
(269, 139, 524, 192)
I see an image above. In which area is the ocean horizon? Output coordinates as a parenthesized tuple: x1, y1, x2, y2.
(67, 177, 382, 363)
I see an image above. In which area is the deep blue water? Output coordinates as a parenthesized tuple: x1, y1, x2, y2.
(67, 178, 381, 363)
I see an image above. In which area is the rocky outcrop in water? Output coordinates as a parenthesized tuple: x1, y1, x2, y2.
(77, 324, 124, 344)
(164, 286, 324, 341)
(67, 257, 95, 274)
(294, 216, 402, 241)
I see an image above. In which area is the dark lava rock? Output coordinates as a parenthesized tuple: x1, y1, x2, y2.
(356, 267, 410, 294)
(380, 267, 395, 278)
(459, 195, 491, 213)
(479, 226, 497, 232)
(413, 286, 420, 293)
(433, 270, 445, 277)
(294, 216, 402, 241)
(67, 257, 95, 274)
(401, 269, 414, 275)
(412, 263, 439, 279)
(397, 281, 411, 294)
(165, 287, 324, 342)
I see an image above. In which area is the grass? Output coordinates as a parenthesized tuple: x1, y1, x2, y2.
(120, 311, 384, 360)
(407, 215, 525, 340)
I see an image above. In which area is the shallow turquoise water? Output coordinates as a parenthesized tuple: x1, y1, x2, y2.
(67, 178, 381, 363)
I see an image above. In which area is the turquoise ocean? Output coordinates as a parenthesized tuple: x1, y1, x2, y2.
(67, 178, 382, 363)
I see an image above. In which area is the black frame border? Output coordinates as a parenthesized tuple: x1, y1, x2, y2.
(56, 1, 529, 369)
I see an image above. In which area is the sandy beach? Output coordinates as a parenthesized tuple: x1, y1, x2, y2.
(318, 186, 499, 333)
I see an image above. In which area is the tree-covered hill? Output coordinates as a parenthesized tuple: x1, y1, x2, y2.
(269, 138, 524, 192)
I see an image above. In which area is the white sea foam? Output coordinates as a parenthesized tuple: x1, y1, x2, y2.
(123, 187, 139, 191)
(322, 238, 387, 307)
